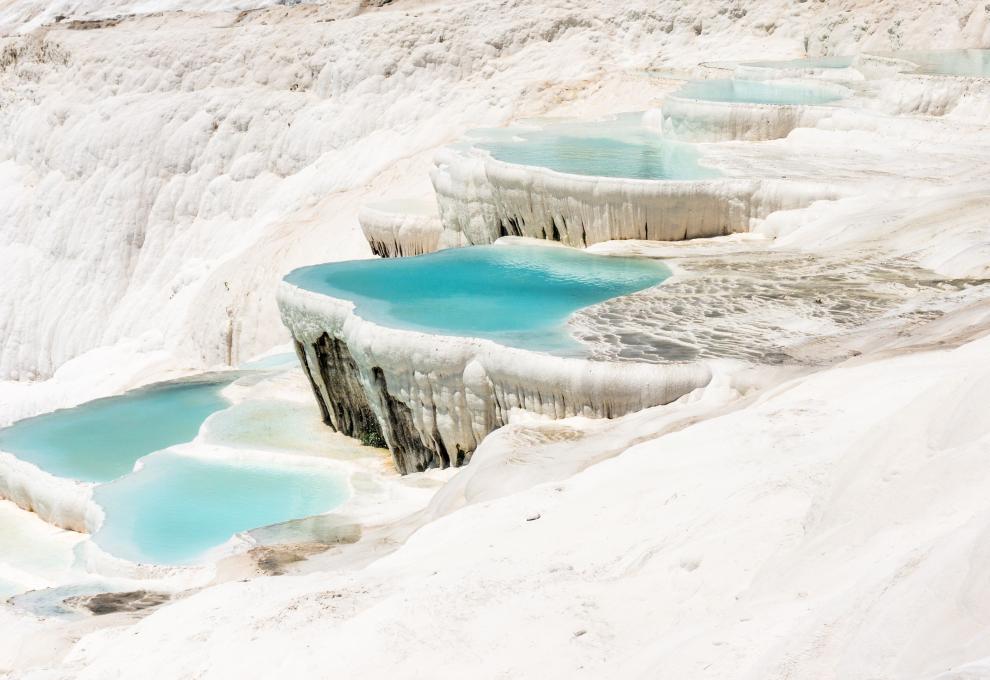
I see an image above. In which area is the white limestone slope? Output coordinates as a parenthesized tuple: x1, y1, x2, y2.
(0, 500, 83, 600)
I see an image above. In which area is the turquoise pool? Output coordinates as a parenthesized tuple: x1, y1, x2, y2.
(284, 245, 671, 354)
(92, 452, 348, 565)
(892, 49, 990, 77)
(0, 378, 231, 482)
(674, 79, 845, 105)
(474, 113, 719, 180)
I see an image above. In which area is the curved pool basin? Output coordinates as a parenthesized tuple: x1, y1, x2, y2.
(284, 245, 671, 354)
(473, 113, 719, 180)
(890, 49, 990, 78)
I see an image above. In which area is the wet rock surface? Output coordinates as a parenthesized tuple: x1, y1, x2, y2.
(64, 590, 170, 616)
(310, 334, 385, 446)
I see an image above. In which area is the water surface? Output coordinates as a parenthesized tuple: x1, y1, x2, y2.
(365, 198, 438, 215)
(285, 245, 671, 354)
(92, 452, 348, 565)
(475, 113, 719, 180)
(890, 49, 990, 77)
(0, 378, 231, 482)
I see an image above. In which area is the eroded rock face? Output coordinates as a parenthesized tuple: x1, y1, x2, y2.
(306, 335, 384, 447)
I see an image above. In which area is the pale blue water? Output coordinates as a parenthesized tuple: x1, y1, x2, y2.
(0, 378, 231, 482)
(285, 245, 671, 354)
(92, 452, 348, 565)
(890, 49, 990, 77)
(742, 56, 854, 70)
(675, 79, 845, 105)
(475, 113, 719, 180)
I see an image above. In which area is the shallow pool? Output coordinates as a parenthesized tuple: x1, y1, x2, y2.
(474, 113, 719, 180)
(285, 245, 671, 354)
(92, 452, 348, 565)
(0, 378, 231, 482)
(891, 49, 990, 77)
(674, 79, 845, 105)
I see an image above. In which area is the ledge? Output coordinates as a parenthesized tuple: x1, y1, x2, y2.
(430, 146, 842, 248)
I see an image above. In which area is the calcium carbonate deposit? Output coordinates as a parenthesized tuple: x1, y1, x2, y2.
(2, 1, 990, 678)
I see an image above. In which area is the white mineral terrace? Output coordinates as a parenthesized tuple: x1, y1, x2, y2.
(276, 275, 713, 474)
(358, 198, 444, 258)
(659, 80, 853, 142)
(429, 145, 843, 248)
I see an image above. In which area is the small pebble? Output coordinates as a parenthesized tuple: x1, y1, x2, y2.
(526, 513, 541, 521)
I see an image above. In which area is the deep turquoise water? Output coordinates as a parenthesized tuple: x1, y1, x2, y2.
(674, 79, 845, 105)
(92, 452, 348, 565)
(892, 49, 990, 77)
(476, 113, 719, 180)
(742, 56, 854, 70)
(285, 245, 671, 353)
(0, 379, 231, 482)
